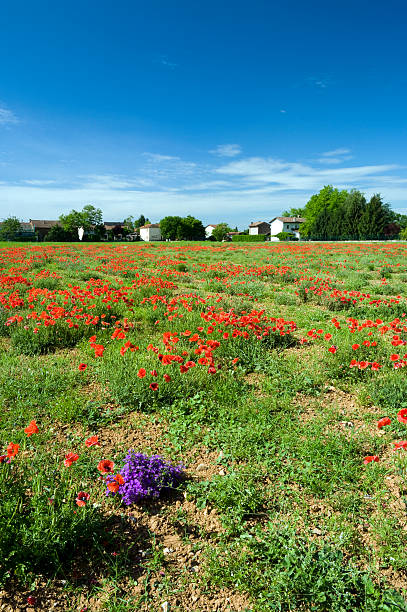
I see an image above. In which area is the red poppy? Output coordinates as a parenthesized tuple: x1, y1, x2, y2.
(328, 346, 337, 354)
(363, 455, 379, 464)
(394, 440, 407, 450)
(98, 459, 114, 473)
(94, 345, 105, 357)
(179, 364, 189, 373)
(107, 481, 120, 493)
(85, 435, 100, 448)
(208, 366, 217, 374)
(64, 452, 79, 467)
(78, 363, 87, 371)
(0, 455, 7, 463)
(397, 409, 407, 424)
(352, 344, 360, 350)
(6, 443, 19, 458)
(76, 491, 90, 507)
(149, 382, 159, 391)
(231, 358, 239, 364)
(377, 417, 391, 429)
(150, 370, 158, 377)
(163, 374, 171, 382)
(24, 420, 39, 436)
(390, 354, 399, 362)
(137, 368, 146, 378)
(27, 596, 37, 605)
(115, 474, 125, 484)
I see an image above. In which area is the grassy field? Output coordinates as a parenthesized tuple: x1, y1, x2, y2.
(1, 240, 407, 611)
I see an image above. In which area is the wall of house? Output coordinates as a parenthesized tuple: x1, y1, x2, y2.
(270, 220, 283, 235)
(140, 227, 161, 241)
(249, 227, 259, 235)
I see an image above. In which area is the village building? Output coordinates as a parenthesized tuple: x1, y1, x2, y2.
(248, 221, 270, 235)
(205, 224, 217, 238)
(103, 221, 125, 240)
(29, 219, 59, 239)
(269, 216, 306, 239)
(139, 223, 161, 241)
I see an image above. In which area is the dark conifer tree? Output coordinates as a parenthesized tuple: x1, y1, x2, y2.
(358, 194, 390, 239)
(342, 190, 367, 239)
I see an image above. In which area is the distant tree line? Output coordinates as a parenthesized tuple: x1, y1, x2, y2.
(284, 186, 407, 240)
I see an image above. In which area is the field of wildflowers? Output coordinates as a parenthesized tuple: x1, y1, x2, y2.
(1, 240, 407, 610)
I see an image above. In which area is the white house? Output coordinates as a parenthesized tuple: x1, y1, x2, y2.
(205, 224, 217, 238)
(269, 217, 305, 239)
(249, 221, 270, 235)
(140, 223, 161, 241)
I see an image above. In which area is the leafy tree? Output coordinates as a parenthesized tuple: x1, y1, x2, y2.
(59, 204, 103, 237)
(123, 216, 135, 234)
(383, 222, 400, 239)
(358, 194, 391, 239)
(0, 216, 22, 240)
(391, 213, 407, 231)
(134, 214, 150, 228)
(302, 186, 348, 238)
(160, 216, 183, 240)
(178, 216, 205, 240)
(160, 216, 205, 240)
(400, 227, 407, 240)
(282, 207, 305, 217)
(212, 223, 232, 241)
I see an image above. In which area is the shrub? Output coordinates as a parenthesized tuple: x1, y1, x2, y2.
(232, 235, 266, 242)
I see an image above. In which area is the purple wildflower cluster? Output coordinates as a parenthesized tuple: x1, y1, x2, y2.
(106, 451, 184, 505)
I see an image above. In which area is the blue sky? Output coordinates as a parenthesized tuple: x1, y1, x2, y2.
(0, 0, 406, 228)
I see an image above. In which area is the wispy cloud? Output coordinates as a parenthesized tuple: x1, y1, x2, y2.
(0, 106, 19, 126)
(209, 144, 242, 157)
(322, 148, 351, 157)
(81, 174, 142, 189)
(143, 153, 180, 162)
(306, 76, 330, 89)
(154, 54, 177, 69)
(215, 156, 401, 192)
(23, 179, 58, 186)
(317, 148, 353, 165)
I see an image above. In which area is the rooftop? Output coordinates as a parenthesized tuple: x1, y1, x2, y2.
(270, 217, 306, 223)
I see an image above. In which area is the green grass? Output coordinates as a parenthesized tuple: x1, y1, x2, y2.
(1, 240, 407, 609)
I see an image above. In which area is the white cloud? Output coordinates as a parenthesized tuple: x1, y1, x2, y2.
(154, 54, 177, 69)
(317, 148, 353, 164)
(0, 107, 19, 125)
(23, 179, 58, 186)
(306, 77, 330, 89)
(143, 153, 180, 162)
(209, 144, 242, 157)
(322, 148, 351, 157)
(80, 174, 143, 189)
